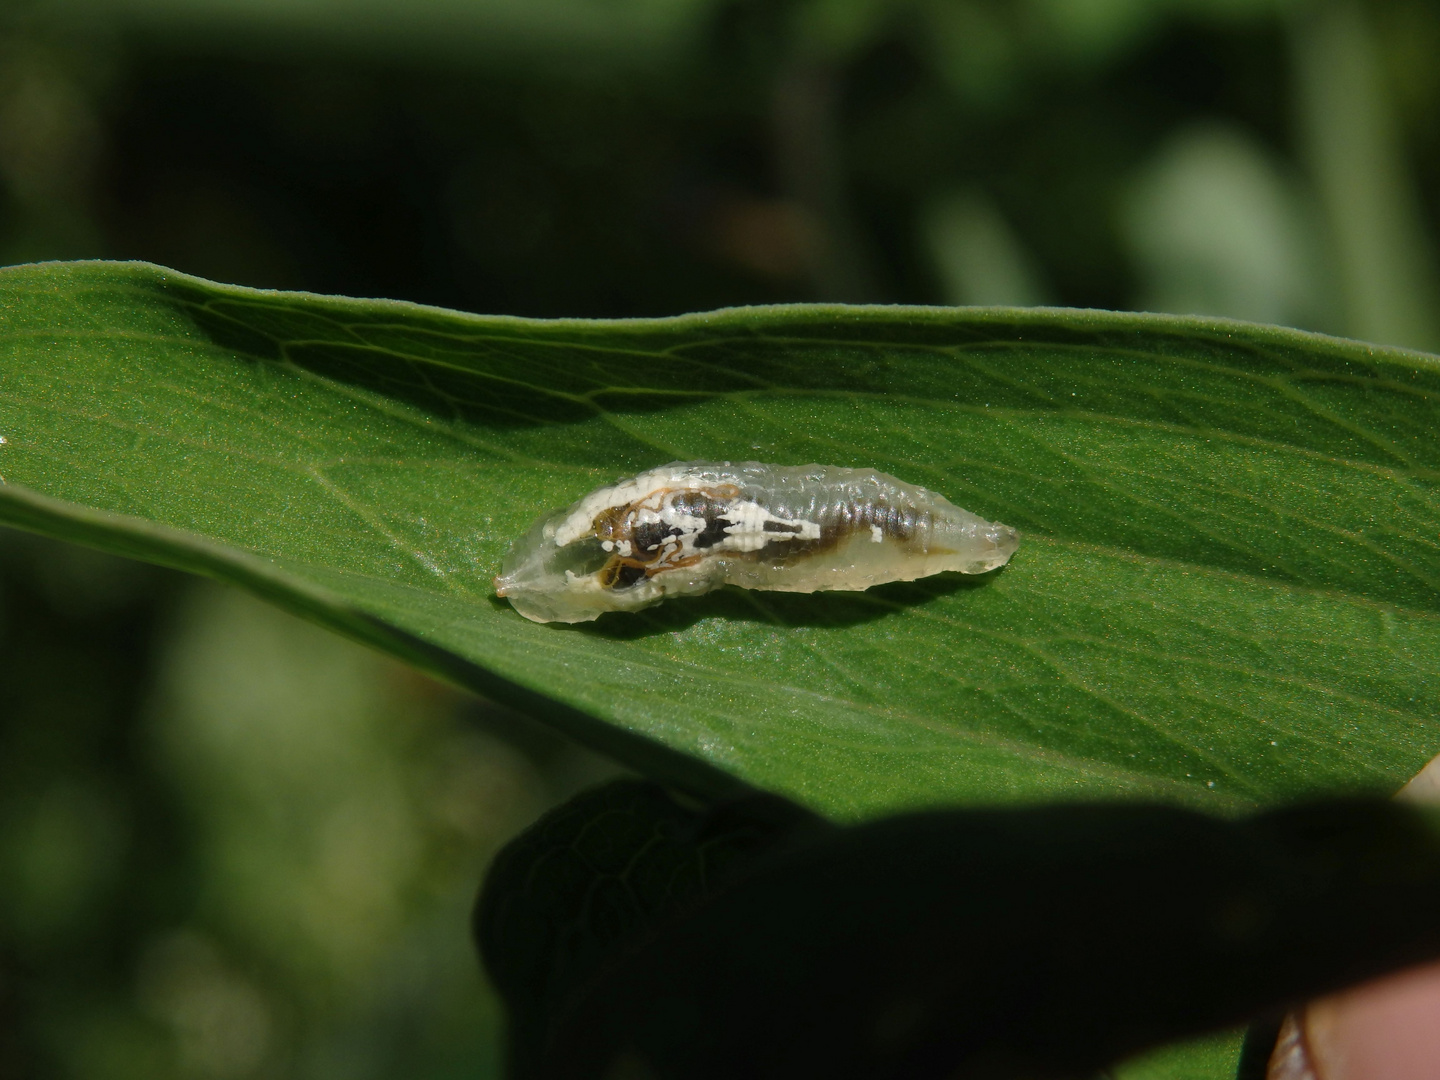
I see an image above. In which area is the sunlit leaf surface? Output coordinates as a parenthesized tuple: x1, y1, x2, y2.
(2, 261, 1436, 818)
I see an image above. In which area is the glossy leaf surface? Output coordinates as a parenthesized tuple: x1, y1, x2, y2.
(1, 261, 1437, 817)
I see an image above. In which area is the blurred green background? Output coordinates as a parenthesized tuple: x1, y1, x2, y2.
(0, 0, 1437, 1076)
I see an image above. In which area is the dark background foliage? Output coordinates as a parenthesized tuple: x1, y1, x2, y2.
(0, 0, 1436, 1076)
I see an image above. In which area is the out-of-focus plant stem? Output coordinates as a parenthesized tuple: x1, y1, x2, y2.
(771, 55, 880, 302)
(1290, 0, 1440, 352)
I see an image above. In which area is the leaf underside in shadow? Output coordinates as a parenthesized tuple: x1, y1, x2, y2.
(476, 780, 1440, 1080)
(1, 261, 1438, 818)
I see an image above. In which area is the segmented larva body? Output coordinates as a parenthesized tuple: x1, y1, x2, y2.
(493, 461, 1019, 624)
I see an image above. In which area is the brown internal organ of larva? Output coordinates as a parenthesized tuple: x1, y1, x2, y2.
(591, 485, 744, 590)
(808, 497, 917, 548)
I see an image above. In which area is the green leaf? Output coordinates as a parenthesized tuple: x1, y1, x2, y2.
(1111, 1029, 1244, 1080)
(476, 780, 1440, 1079)
(1, 260, 1437, 818)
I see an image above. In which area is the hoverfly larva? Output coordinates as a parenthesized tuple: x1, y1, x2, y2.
(493, 462, 1019, 623)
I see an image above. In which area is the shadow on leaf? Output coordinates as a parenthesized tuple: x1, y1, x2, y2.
(564, 570, 999, 640)
(478, 780, 1440, 1080)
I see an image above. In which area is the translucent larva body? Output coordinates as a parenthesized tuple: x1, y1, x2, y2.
(493, 461, 1020, 624)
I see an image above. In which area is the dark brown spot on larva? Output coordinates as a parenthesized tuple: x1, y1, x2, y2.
(613, 563, 648, 588)
(692, 516, 733, 549)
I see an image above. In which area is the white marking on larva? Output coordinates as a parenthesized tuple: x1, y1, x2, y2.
(553, 464, 700, 546)
(493, 460, 1020, 624)
(710, 499, 819, 553)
